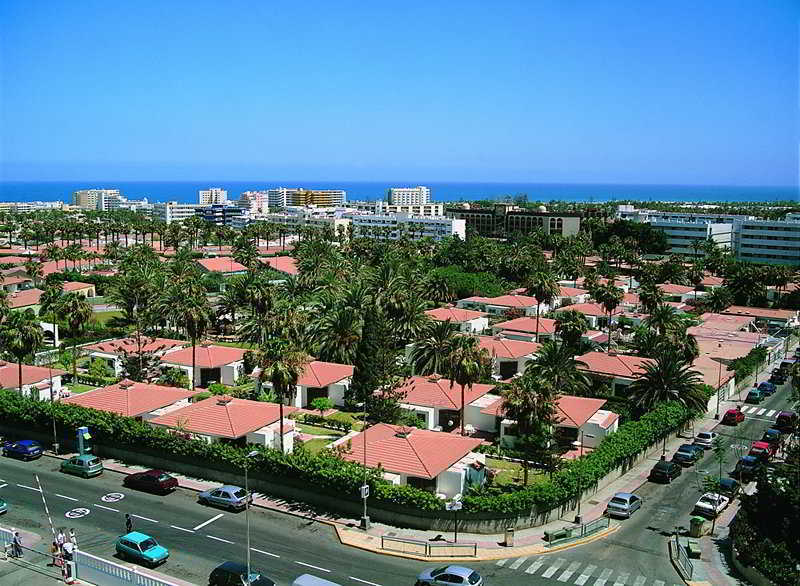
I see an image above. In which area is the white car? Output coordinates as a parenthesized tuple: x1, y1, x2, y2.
(693, 492, 730, 518)
(693, 431, 718, 449)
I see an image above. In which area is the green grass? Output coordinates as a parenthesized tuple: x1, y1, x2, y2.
(300, 438, 333, 454)
(64, 383, 97, 394)
(212, 341, 257, 349)
(295, 423, 345, 437)
(327, 411, 365, 431)
(90, 311, 123, 326)
(486, 457, 548, 487)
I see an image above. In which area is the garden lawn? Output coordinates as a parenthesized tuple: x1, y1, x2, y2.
(300, 438, 333, 454)
(91, 311, 123, 326)
(487, 457, 548, 487)
(64, 383, 97, 394)
(326, 411, 365, 431)
(296, 423, 345, 437)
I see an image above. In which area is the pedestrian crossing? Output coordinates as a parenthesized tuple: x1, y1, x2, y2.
(739, 406, 777, 417)
(495, 557, 679, 586)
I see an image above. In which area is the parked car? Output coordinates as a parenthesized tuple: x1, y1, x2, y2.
(717, 477, 740, 498)
(748, 441, 776, 463)
(605, 492, 643, 518)
(416, 566, 483, 586)
(693, 431, 718, 449)
(648, 460, 683, 483)
(2, 439, 43, 461)
(115, 532, 169, 567)
(209, 561, 276, 586)
(757, 381, 776, 396)
(762, 428, 782, 446)
(769, 372, 786, 385)
(123, 470, 178, 494)
(198, 485, 251, 511)
(60, 454, 103, 478)
(734, 455, 762, 480)
(693, 493, 730, 518)
(775, 411, 798, 432)
(722, 408, 745, 426)
(0, 497, 7, 515)
(745, 389, 764, 404)
(673, 444, 702, 466)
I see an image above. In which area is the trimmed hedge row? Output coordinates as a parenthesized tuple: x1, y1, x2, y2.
(297, 413, 353, 433)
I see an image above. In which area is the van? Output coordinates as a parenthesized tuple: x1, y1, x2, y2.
(292, 575, 342, 586)
(775, 411, 797, 432)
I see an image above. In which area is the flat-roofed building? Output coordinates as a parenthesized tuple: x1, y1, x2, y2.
(387, 186, 431, 205)
(198, 187, 228, 205)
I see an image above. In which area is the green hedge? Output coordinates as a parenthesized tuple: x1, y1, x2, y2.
(728, 346, 768, 380)
(298, 413, 353, 433)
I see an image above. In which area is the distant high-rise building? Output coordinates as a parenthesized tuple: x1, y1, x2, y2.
(267, 188, 346, 208)
(387, 186, 431, 206)
(198, 187, 228, 205)
(155, 201, 209, 224)
(237, 191, 269, 214)
(72, 189, 121, 209)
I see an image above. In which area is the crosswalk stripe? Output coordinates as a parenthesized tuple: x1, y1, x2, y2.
(525, 559, 545, 574)
(766, 409, 776, 417)
(495, 558, 507, 566)
(542, 558, 566, 578)
(757, 408, 766, 415)
(509, 556, 528, 570)
(632, 576, 646, 586)
(594, 568, 614, 586)
(613, 571, 630, 586)
(741, 406, 753, 413)
(652, 581, 665, 586)
(575, 564, 597, 585)
(557, 561, 581, 581)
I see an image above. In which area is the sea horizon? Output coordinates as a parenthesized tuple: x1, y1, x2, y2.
(0, 180, 796, 205)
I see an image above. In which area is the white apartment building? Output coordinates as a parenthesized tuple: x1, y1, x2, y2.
(237, 191, 269, 214)
(649, 219, 734, 257)
(348, 200, 444, 217)
(154, 201, 209, 224)
(0, 201, 64, 213)
(736, 218, 800, 266)
(72, 189, 121, 209)
(616, 205, 752, 224)
(267, 188, 346, 208)
(346, 212, 465, 242)
(198, 187, 228, 205)
(387, 186, 431, 205)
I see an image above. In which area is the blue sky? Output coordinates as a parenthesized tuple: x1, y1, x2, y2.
(1, 1, 797, 185)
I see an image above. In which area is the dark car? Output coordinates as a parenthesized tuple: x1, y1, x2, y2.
(770, 372, 786, 385)
(3, 440, 43, 461)
(123, 470, 179, 494)
(718, 477, 740, 498)
(762, 428, 782, 446)
(745, 389, 764, 404)
(209, 561, 276, 586)
(734, 456, 761, 481)
(757, 381, 776, 396)
(648, 460, 683, 483)
(722, 408, 745, 426)
(775, 411, 797, 432)
(672, 444, 702, 466)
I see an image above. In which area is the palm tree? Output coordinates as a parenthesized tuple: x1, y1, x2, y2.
(311, 306, 364, 365)
(554, 309, 589, 350)
(0, 309, 44, 393)
(409, 319, 457, 375)
(592, 283, 623, 353)
(57, 293, 93, 379)
(526, 340, 589, 396)
(525, 267, 561, 343)
(638, 283, 665, 314)
(159, 283, 212, 389)
(38, 286, 65, 348)
(687, 263, 704, 303)
(702, 286, 733, 313)
(627, 351, 707, 414)
(447, 336, 488, 435)
(644, 304, 682, 337)
(23, 260, 43, 286)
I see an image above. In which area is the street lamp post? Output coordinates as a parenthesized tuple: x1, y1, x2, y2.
(714, 343, 722, 420)
(574, 431, 595, 525)
(244, 450, 258, 586)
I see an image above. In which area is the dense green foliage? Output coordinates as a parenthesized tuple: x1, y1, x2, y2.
(428, 266, 511, 298)
(728, 346, 768, 380)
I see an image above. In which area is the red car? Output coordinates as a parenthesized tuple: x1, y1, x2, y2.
(749, 441, 776, 463)
(722, 408, 744, 426)
(123, 470, 179, 494)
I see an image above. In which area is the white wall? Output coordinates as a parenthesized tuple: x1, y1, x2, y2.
(464, 317, 489, 333)
(400, 404, 436, 429)
(465, 404, 497, 433)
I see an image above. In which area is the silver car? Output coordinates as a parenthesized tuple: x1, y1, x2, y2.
(693, 431, 718, 449)
(198, 485, 251, 511)
(416, 565, 483, 586)
(605, 492, 642, 518)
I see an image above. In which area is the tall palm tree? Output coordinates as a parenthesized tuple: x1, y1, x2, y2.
(57, 293, 93, 379)
(23, 260, 43, 286)
(703, 286, 733, 313)
(0, 309, 44, 393)
(638, 283, 665, 315)
(525, 267, 561, 343)
(38, 286, 65, 348)
(554, 309, 589, 351)
(447, 336, 488, 435)
(526, 340, 589, 396)
(159, 283, 212, 389)
(592, 283, 623, 353)
(311, 306, 364, 365)
(409, 319, 457, 375)
(644, 303, 682, 337)
(627, 351, 707, 414)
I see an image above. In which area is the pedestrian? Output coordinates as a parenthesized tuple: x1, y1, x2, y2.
(49, 541, 60, 567)
(56, 528, 65, 552)
(62, 540, 74, 562)
(69, 528, 77, 548)
(125, 513, 133, 534)
(12, 531, 22, 558)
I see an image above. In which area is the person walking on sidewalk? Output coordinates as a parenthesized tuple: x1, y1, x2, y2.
(56, 528, 65, 552)
(125, 513, 133, 534)
(69, 528, 77, 548)
(11, 531, 22, 558)
(49, 541, 61, 567)
(62, 540, 74, 562)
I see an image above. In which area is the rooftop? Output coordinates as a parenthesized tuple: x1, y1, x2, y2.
(493, 316, 558, 334)
(0, 360, 66, 388)
(62, 281, 94, 292)
(397, 375, 496, 410)
(699, 312, 755, 332)
(480, 394, 609, 428)
(472, 335, 541, 359)
(63, 380, 199, 417)
(575, 351, 653, 380)
(722, 305, 798, 321)
(461, 294, 541, 308)
(160, 344, 247, 368)
(195, 257, 248, 273)
(556, 302, 624, 317)
(657, 283, 695, 295)
(85, 337, 187, 356)
(6, 288, 43, 308)
(260, 256, 299, 275)
(424, 307, 488, 323)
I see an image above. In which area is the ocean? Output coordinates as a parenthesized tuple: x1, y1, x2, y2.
(0, 181, 796, 205)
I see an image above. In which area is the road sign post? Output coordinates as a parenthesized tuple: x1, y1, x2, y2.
(446, 499, 462, 543)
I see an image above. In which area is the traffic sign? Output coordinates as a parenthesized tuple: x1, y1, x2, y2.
(446, 501, 463, 511)
(360, 485, 370, 499)
(101, 492, 125, 503)
(65, 508, 90, 519)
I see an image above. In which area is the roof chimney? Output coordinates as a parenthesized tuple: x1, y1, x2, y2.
(394, 427, 413, 439)
(118, 379, 134, 389)
(216, 395, 233, 405)
(427, 374, 442, 382)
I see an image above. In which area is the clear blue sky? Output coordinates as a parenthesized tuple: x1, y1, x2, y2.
(1, 1, 797, 185)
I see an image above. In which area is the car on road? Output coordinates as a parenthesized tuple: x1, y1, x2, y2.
(693, 431, 718, 449)
(416, 565, 483, 586)
(769, 371, 786, 385)
(0, 497, 7, 514)
(762, 428, 782, 446)
(672, 444, 702, 466)
(648, 460, 683, 483)
(123, 470, 178, 494)
(2, 439, 43, 461)
(745, 389, 764, 404)
(693, 493, 730, 518)
(115, 531, 169, 567)
(209, 561, 276, 586)
(748, 441, 776, 463)
(722, 408, 745, 426)
(775, 411, 797, 432)
(60, 454, 103, 478)
(198, 484, 251, 511)
(757, 381, 776, 396)
(717, 477, 740, 498)
(734, 455, 762, 481)
(605, 492, 643, 518)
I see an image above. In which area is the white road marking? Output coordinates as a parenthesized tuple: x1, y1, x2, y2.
(250, 547, 279, 558)
(295, 561, 331, 573)
(613, 571, 630, 585)
(575, 564, 597, 585)
(17, 484, 41, 492)
(495, 558, 507, 566)
(632, 576, 646, 586)
(594, 568, 613, 586)
(131, 514, 158, 523)
(0, 484, 8, 489)
(55, 494, 78, 501)
(652, 581, 665, 586)
(525, 559, 544, 574)
(94, 504, 119, 512)
(756, 408, 766, 415)
(170, 525, 195, 533)
(349, 578, 381, 586)
(206, 535, 234, 544)
(766, 409, 776, 417)
(542, 558, 566, 578)
(193, 513, 224, 531)
(509, 556, 528, 570)
(558, 561, 581, 581)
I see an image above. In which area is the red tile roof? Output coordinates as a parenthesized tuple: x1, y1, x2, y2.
(63, 380, 199, 417)
(425, 307, 488, 323)
(622, 292, 640, 305)
(722, 306, 797, 321)
(559, 286, 589, 297)
(700, 274, 724, 287)
(657, 283, 695, 295)
(338, 423, 481, 479)
(556, 303, 623, 317)
(473, 335, 540, 359)
(575, 351, 653, 380)
(0, 276, 32, 287)
(6, 288, 43, 308)
(397, 375, 495, 410)
(195, 257, 248, 274)
(62, 281, 94, 292)
(85, 337, 187, 355)
(149, 396, 297, 438)
(573, 277, 628, 289)
(480, 394, 607, 428)
(493, 316, 558, 335)
(298, 361, 354, 387)
(0, 256, 31, 265)
(260, 256, 299, 275)
(0, 360, 66, 388)
(691, 355, 735, 390)
(699, 312, 755, 331)
(462, 294, 540, 308)
(160, 345, 247, 368)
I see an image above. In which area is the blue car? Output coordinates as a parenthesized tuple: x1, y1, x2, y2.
(3, 440, 43, 461)
(757, 381, 776, 396)
(115, 532, 169, 567)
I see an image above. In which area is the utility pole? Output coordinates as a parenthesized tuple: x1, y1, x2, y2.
(244, 450, 258, 586)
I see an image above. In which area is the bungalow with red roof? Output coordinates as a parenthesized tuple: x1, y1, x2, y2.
(63, 379, 199, 420)
(574, 351, 654, 395)
(160, 344, 247, 388)
(699, 312, 755, 332)
(195, 257, 248, 277)
(62, 281, 96, 298)
(691, 355, 736, 403)
(491, 316, 606, 345)
(6, 288, 43, 313)
(85, 337, 187, 377)
(553, 302, 626, 330)
(555, 286, 591, 308)
(566, 277, 631, 293)
(656, 283, 705, 303)
(700, 274, 724, 289)
(260, 256, 299, 276)
(471, 335, 540, 379)
(0, 360, 66, 401)
(256, 360, 354, 408)
(721, 305, 799, 329)
(0, 275, 32, 293)
(148, 395, 298, 453)
(0, 256, 31, 266)
(424, 307, 489, 333)
(333, 423, 485, 498)
(456, 293, 548, 317)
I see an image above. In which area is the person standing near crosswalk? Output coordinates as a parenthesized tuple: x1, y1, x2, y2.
(69, 528, 77, 548)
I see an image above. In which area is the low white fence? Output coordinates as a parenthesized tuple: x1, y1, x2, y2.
(74, 549, 182, 586)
